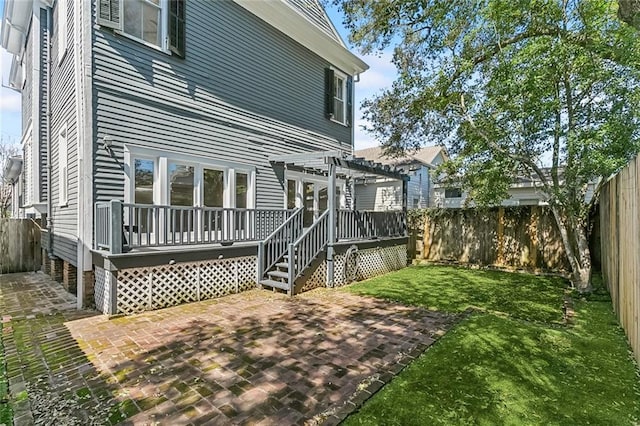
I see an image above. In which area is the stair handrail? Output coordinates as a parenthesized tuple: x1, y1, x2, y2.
(257, 207, 304, 282)
(287, 209, 330, 290)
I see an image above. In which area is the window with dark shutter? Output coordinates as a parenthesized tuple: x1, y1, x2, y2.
(97, 0, 120, 29)
(325, 68, 335, 119)
(169, 0, 186, 58)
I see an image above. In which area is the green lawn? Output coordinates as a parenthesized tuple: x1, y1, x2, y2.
(343, 265, 640, 426)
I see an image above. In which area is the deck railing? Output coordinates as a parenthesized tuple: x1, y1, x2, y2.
(95, 202, 113, 251)
(257, 208, 304, 282)
(288, 209, 330, 292)
(94, 200, 294, 253)
(337, 209, 407, 240)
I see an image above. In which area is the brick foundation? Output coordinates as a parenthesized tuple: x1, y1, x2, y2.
(63, 261, 77, 295)
(51, 257, 63, 282)
(82, 270, 95, 309)
(42, 250, 51, 275)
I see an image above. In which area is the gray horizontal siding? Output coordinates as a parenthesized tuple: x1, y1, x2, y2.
(39, 8, 49, 203)
(50, 0, 78, 266)
(92, 0, 352, 209)
(355, 181, 402, 211)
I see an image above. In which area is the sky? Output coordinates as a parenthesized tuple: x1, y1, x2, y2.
(0, 2, 396, 150)
(0, 1, 23, 146)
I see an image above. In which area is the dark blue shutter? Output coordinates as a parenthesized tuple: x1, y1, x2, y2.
(169, 0, 186, 58)
(325, 68, 335, 119)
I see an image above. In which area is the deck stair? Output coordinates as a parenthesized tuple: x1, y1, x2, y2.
(258, 209, 329, 295)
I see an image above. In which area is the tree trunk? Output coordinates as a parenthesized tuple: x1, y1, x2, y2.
(549, 205, 593, 292)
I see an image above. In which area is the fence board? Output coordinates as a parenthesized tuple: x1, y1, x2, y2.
(413, 206, 569, 271)
(0, 219, 42, 274)
(600, 155, 640, 364)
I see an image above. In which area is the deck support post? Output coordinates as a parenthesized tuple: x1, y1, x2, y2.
(327, 160, 337, 288)
(257, 241, 265, 287)
(110, 200, 123, 254)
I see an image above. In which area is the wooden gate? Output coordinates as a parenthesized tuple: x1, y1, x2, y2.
(0, 219, 42, 274)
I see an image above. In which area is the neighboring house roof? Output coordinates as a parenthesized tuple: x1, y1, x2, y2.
(354, 145, 447, 168)
(284, 0, 345, 47)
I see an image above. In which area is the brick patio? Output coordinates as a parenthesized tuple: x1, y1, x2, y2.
(1, 272, 457, 425)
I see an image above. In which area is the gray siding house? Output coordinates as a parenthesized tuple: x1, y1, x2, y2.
(354, 146, 448, 210)
(3, 0, 409, 314)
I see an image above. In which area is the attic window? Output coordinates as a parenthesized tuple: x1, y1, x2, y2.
(98, 0, 186, 57)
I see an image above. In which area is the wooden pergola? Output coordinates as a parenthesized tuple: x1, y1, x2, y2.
(270, 150, 410, 287)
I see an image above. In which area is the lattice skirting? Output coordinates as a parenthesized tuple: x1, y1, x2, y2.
(298, 244, 407, 293)
(115, 256, 256, 314)
(94, 266, 110, 315)
(356, 244, 407, 281)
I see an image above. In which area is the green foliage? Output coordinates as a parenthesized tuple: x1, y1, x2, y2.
(336, 0, 640, 288)
(342, 266, 640, 425)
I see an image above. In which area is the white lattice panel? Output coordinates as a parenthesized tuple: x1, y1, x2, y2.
(115, 256, 258, 314)
(94, 266, 109, 314)
(358, 245, 407, 280)
(333, 253, 346, 287)
(299, 260, 326, 292)
(199, 259, 237, 299)
(118, 267, 151, 314)
(237, 257, 257, 292)
(152, 263, 199, 309)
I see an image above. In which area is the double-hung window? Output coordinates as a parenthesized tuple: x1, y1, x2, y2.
(98, 0, 186, 57)
(324, 68, 352, 126)
(333, 74, 346, 124)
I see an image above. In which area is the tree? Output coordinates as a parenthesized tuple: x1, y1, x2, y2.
(618, 0, 640, 28)
(336, 0, 640, 291)
(0, 137, 21, 217)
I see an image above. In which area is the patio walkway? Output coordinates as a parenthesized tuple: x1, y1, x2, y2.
(1, 272, 457, 425)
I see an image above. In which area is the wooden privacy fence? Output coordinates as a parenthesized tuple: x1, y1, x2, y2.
(410, 206, 569, 271)
(0, 218, 42, 274)
(600, 155, 640, 364)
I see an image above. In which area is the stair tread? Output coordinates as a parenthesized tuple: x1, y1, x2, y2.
(260, 279, 289, 290)
(275, 262, 289, 269)
(267, 270, 289, 279)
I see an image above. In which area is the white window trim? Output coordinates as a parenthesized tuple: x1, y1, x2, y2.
(284, 170, 346, 210)
(331, 69, 348, 126)
(115, 0, 170, 53)
(57, 0, 68, 65)
(124, 145, 256, 209)
(58, 124, 68, 207)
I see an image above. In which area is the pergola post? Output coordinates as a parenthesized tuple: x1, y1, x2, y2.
(327, 160, 337, 287)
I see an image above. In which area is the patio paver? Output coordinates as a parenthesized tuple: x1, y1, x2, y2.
(1, 272, 457, 425)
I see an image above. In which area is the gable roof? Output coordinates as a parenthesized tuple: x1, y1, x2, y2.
(354, 146, 447, 168)
(284, 0, 345, 47)
(234, 0, 367, 75)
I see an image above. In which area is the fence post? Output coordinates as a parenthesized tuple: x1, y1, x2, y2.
(110, 200, 123, 254)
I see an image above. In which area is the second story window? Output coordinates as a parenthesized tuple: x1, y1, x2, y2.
(333, 73, 346, 124)
(325, 67, 352, 126)
(123, 0, 162, 47)
(98, 0, 186, 57)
